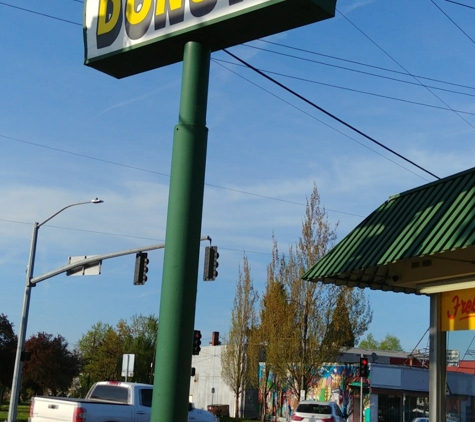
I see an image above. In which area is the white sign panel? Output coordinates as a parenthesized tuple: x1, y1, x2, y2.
(122, 353, 135, 377)
(83, 0, 336, 77)
(86, 0, 271, 60)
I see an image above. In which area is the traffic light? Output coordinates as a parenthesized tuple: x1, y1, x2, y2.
(203, 246, 219, 281)
(192, 330, 202, 355)
(134, 252, 149, 285)
(360, 356, 369, 378)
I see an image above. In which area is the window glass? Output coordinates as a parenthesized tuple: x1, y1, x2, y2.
(296, 404, 331, 415)
(89, 385, 129, 403)
(140, 389, 152, 407)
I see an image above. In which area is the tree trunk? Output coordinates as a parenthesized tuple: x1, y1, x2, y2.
(234, 391, 240, 418)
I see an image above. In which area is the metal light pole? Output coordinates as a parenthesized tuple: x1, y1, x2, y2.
(7, 198, 103, 422)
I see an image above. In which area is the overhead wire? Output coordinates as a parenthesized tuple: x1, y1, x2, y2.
(0, 133, 366, 217)
(258, 39, 475, 92)
(336, 8, 475, 131)
(430, 0, 475, 44)
(0, 1, 81, 26)
(222, 49, 440, 181)
(243, 43, 475, 99)
(444, 0, 475, 9)
(0, 3, 441, 191)
(214, 58, 475, 116)
(212, 59, 432, 183)
(1, 3, 442, 200)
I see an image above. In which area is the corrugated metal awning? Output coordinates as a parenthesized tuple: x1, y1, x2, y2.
(302, 167, 475, 294)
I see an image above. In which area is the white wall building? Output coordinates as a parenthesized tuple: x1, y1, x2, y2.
(189, 343, 259, 418)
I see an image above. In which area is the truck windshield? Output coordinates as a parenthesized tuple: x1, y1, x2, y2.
(89, 385, 129, 403)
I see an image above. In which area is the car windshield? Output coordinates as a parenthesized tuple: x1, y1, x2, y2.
(296, 404, 331, 415)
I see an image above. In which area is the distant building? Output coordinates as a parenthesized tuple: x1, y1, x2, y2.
(190, 341, 475, 422)
(189, 337, 258, 419)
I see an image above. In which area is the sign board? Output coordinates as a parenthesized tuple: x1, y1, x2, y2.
(84, 0, 336, 78)
(67, 256, 102, 276)
(441, 287, 475, 331)
(122, 353, 135, 377)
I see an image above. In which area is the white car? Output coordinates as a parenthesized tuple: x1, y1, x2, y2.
(291, 400, 346, 422)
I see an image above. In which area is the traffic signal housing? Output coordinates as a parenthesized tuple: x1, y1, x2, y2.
(203, 246, 219, 281)
(134, 252, 149, 285)
(360, 356, 369, 377)
(192, 330, 202, 355)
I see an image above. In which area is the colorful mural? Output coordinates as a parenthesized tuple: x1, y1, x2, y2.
(258, 363, 364, 420)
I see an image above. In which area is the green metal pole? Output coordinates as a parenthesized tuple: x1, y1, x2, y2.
(151, 41, 211, 422)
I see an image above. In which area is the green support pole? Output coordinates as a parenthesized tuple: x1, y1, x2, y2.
(151, 41, 211, 422)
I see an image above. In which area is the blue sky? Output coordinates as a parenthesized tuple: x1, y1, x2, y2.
(1, 0, 475, 359)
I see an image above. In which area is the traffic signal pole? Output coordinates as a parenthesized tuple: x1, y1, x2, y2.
(151, 41, 211, 422)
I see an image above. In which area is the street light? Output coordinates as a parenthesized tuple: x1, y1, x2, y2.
(7, 198, 103, 422)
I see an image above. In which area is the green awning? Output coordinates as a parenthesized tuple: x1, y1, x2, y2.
(302, 167, 475, 295)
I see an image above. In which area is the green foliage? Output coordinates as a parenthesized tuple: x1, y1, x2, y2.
(358, 333, 403, 351)
(221, 255, 258, 418)
(225, 184, 373, 420)
(0, 314, 17, 403)
(0, 404, 29, 422)
(75, 314, 158, 396)
(254, 184, 373, 400)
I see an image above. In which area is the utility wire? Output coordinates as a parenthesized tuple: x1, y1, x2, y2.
(258, 39, 475, 92)
(223, 49, 440, 181)
(0, 134, 365, 218)
(214, 58, 475, 116)
(430, 0, 475, 44)
(0, 1, 81, 26)
(2, 4, 440, 180)
(0, 217, 274, 256)
(337, 8, 475, 131)
(212, 59, 431, 183)
(243, 44, 475, 99)
(444, 0, 475, 9)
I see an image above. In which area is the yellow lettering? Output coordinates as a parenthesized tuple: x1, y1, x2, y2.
(126, 0, 153, 25)
(156, 0, 184, 15)
(97, 0, 121, 35)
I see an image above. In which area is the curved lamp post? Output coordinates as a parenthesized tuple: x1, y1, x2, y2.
(7, 198, 103, 422)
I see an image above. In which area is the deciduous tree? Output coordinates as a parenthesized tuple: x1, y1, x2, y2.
(76, 315, 159, 396)
(257, 184, 373, 405)
(0, 314, 17, 405)
(22, 332, 81, 397)
(358, 333, 403, 351)
(221, 255, 259, 418)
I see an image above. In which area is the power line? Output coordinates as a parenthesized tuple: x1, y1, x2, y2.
(223, 49, 440, 181)
(212, 59, 431, 183)
(214, 58, 475, 116)
(0, 1, 81, 26)
(258, 39, 475, 92)
(244, 44, 475, 99)
(0, 134, 365, 218)
(0, 217, 275, 257)
(336, 8, 475, 131)
(444, 0, 475, 9)
(430, 0, 475, 44)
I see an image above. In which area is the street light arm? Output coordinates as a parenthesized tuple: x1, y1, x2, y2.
(38, 198, 103, 228)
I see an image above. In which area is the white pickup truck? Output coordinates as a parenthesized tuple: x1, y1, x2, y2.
(29, 381, 218, 422)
